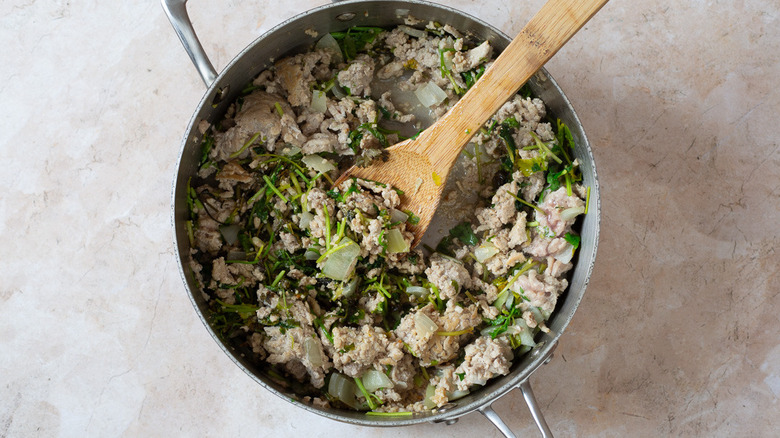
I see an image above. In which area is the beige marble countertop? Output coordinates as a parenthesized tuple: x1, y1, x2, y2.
(2, 0, 778, 436)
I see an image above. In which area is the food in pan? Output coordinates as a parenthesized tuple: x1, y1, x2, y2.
(186, 22, 588, 413)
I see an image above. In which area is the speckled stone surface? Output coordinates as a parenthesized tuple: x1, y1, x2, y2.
(1, 0, 778, 436)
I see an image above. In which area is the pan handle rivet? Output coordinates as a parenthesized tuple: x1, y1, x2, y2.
(336, 12, 355, 21)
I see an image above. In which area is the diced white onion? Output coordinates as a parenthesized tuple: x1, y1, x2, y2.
(529, 307, 546, 325)
(280, 145, 301, 156)
(406, 286, 430, 298)
(441, 48, 454, 71)
(504, 325, 521, 335)
(560, 206, 585, 222)
(414, 312, 439, 337)
(315, 33, 343, 64)
(304, 337, 323, 367)
(321, 237, 360, 281)
(385, 228, 410, 254)
(470, 377, 487, 386)
(302, 154, 336, 173)
(390, 208, 409, 224)
(331, 84, 347, 99)
(398, 25, 426, 39)
(219, 224, 240, 245)
(493, 289, 510, 310)
(415, 81, 448, 107)
(448, 389, 470, 401)
(474, 242, 500, 263)
(504, 293, 514, 310)
(299, 211, 314, 230)
(423, 384, 437, 409)
(304, 249, 320, 261)
(516, 319, 537, 347)
(311, 90, 327, 114)
(362, 369, 394, 392)
(339, 277, 359, 298)
(328, 372, 359, 408)
(553, 242, 576, 264)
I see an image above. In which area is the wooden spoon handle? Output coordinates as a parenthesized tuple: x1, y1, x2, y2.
(417, 0, 609, 176)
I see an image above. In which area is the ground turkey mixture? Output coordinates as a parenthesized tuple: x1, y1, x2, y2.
(186, 23, 588, 413)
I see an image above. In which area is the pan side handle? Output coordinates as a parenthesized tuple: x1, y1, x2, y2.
(479, 342, 557, 438)
(479, 380, 554, 438)
(161, 0, 218, 87)
(519, 380, 554, 438)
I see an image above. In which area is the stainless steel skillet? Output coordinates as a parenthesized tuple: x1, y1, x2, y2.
(163, 1, 601, 436)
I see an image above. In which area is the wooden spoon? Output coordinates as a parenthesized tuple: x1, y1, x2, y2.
(335, 0, 609, 247)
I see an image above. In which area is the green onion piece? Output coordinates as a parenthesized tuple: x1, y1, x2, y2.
(185, 220, 194, 247)
(531, 132, 562, 164)
(474, 143, 483, 183)
(354, 377, 379, 410)
(255, 153, 308, 174)
(365, 411, 413, 417)
(271, 270, 286, 288)
(584, 186, 591, 214)
(323, 204, 332, 251)
(263, 175, 289, 203)
(314, 318, 334, 344)
(318, 171, 335, 185)
(230, 132, 261, 159)
(247, 188, 265, 205)
(333, 217, 348, 246)
(289, 172, 302, 196)
(435, 327, 473, 336)
(507, 191, 544, 214)
(494, 260, 537, 307)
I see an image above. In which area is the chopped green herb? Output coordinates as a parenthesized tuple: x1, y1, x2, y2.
(438, 48, 463, 95)
(330, 26, 384, 60)
(564, 232, 581, 249)
(448, 222, 478, 246)
(460, 65, 486, 90)
(405, 210, 421, 225)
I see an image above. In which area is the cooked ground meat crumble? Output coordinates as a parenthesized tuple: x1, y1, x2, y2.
(186, 23, 588, 414)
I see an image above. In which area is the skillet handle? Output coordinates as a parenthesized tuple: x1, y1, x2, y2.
(161, 0, 218, 87)
(479, 380, 554, 438)
(519, 380, 554, 438)
(479, 342, 557, 438)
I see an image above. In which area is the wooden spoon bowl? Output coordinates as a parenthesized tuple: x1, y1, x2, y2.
(334, 0, 609, 247)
